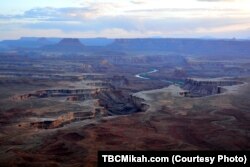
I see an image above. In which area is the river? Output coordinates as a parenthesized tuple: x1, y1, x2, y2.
(135, 68, 184, 85)
(135, 69, 158, 79)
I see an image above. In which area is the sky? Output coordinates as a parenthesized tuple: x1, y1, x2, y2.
(0, 0, 250, 39)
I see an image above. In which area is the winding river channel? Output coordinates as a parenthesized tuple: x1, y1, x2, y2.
(135, 69, 158, 79)
(135, 68, 184, 85)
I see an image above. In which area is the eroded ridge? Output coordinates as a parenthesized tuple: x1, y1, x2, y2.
(181, 78, 244, 97)
(13, 87, 148, 129)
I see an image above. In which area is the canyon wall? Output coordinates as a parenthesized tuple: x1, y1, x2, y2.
(182, 78, 242, 97)
(30, 111, 94, 129)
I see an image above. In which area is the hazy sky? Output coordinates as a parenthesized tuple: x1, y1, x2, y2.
(0, 0, 250, 39)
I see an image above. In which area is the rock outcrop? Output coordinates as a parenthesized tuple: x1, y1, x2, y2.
(29, 89, 149, 129)
(96, 90, 143, 115)
(182, 78, 242, 97)
(131, 95, 150, 112)
(86, 82, 110, 87)
(42, 38, 85, 52)
(30, 111, 94, 129)
(58, 38, 83, 46)
(13, 88, 108, 101)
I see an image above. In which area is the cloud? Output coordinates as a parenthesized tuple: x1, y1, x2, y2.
(24, 15, 139, 32)
(11, 7, 99, 20)
(0, 4, 118, 21)
(0, 1, 250, 39)
(130, 0, 147, 4)
(197, 0, 235, 2)
(127, 7, 239, 13)
(21, 14, 250, 38)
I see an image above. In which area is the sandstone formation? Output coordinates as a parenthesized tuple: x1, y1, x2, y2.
(58, 38, 83, 46)
(131, 95, 149, 112)
(182, 78, 243, 97)
(30, 111, 94, 129)
(13, 88, 106, 101)
(86, 82, 110, 87)
(22, 86, 149, 129)
(42, 38, 85, 52)
(96, 90, 144, 115)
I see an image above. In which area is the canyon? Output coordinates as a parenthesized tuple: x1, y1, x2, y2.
(0, 38, 250, 167)
(181, 78, 244, 97)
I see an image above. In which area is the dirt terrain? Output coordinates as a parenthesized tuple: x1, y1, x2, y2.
(0, 40, 250, 166)
(0, 78, 249, 167)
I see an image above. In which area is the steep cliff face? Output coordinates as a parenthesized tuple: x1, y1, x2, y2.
(12, 88, 107, 101)
(29, 89, 148, 129)
(130, 95, 150, 112)
(182, 78, 242, 97)
(30, 111, 94, 129)
(96, 90, 143, 115)
(86, 82, 110, 87)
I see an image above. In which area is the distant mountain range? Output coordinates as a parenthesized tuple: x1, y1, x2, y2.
(108, 38, 250, 58)
(41, 38, 85, 52)
(1, 37, 55, 49)
(1, 37, 250, 58)
(0, 37, 114, 48)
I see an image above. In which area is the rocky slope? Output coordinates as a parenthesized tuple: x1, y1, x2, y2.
(96, 90, 147, 115)
(182, 78, 243, 97)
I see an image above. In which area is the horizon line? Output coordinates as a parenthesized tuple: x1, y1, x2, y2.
(1, 36, 250, 41)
